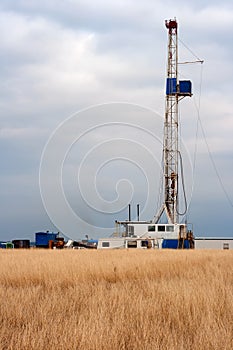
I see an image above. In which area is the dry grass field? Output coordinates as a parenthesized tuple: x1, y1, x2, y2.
(0, 249, 232, 350)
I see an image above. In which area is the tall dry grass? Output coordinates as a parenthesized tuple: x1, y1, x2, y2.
(0, 249, 232, 350)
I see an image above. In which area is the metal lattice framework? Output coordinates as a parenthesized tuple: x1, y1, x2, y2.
(164, 19, 178, 223)
(154, 19, 179, 224)
(154, 18, 192, 225)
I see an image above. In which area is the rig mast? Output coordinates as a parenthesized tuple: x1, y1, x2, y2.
(154, 18, 192, 224)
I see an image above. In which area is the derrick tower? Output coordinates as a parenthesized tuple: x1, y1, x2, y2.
(154, 18, 192, 224)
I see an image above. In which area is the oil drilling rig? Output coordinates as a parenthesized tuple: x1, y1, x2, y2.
(154, 18, 192, 225)
(97, 18, 194, 249)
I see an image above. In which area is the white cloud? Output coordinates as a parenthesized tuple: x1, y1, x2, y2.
(0, 127, 47, 139)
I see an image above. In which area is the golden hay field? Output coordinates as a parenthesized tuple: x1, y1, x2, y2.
(0, 249, 232, 350)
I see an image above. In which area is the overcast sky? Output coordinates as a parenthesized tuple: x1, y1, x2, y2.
(0, 0, 233, 241)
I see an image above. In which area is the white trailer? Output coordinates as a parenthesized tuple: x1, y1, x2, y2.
(97, 237, 162, 249)
(97, 222, 194, 249)
(195, 238, 233, 250)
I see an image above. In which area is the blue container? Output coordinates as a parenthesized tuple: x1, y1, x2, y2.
(35, 232, 58, 247)
(162, 239, 178, 249)
(183, 239, 190, 249)
(179, 80, 192, 95)
(0, 242, 6, 249)
(162, 239, 190, 249)
(166, 78, 177, 95)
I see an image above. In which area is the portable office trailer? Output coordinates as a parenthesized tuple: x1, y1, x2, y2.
(195, 238, 233, 249)
(98, 238, 125, 249)
(97, 237, 161, 249)
(114, 222, 190, 240)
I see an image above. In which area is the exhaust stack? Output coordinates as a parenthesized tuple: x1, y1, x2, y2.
(128, 204, 131, 222)
(137, 204, 140, 221)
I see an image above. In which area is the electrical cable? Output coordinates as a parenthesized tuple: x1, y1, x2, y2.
(179, 39, 233, 209)
(155, 151, 164, 216)
(193, 63, 204, 175)
(193, 99, 233, 208)
(178, 38, 203, 62)
(176, 150, 188, 216)
(191, 60, 233, 208)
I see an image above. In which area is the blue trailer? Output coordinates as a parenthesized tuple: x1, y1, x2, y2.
(35, 231, 58, 248)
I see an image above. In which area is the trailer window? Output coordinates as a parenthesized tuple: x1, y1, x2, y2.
(223, 243, 229, 250)
(127, 241, 137, 248)
(148, 225, 155, 232)
(141, 240, 148, 247)
(128, 226, 134, 235)
(166, 225, 174, 232)
(102, 241, 110, 247)
(158, 225, 165, 232)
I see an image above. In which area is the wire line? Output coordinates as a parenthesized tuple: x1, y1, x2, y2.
(195, 108, 233, 208)
(178, 38, 203, 62)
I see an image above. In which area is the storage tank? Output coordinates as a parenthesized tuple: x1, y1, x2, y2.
(12, 239, 30, 249)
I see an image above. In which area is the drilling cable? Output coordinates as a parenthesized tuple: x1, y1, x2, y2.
(193, 99, 233, 209)
(176, 151, 188, 216)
